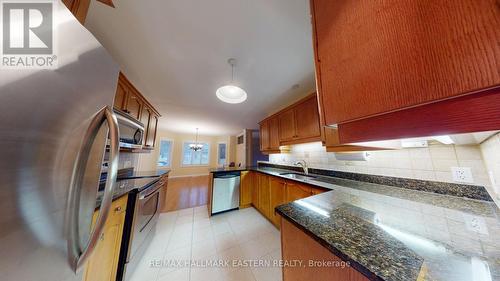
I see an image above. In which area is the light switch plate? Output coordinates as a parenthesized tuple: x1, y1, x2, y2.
(451, 167, 474, 183)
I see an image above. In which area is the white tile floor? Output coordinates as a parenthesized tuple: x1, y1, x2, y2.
(129, 206, 283, 281)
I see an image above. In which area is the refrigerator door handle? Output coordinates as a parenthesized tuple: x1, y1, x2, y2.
(67, 106, 120, 272)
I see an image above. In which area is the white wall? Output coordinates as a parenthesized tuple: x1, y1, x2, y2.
(480, 133, 500, 199)
(269, 142, 491, 187)
(137, 130, 234, 177)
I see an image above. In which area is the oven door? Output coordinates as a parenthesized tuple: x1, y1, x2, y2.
(130, 182, 162, 260)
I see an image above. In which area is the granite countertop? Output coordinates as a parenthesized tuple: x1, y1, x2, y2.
(209, 166, 250, 173)
(266, 167, 500, 281)
(117, 169, 169, 179)
(95, 170, 170, 209)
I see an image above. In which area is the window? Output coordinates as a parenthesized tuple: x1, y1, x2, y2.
(182, 142, 210, 166)
(157, 140, 173, 167)
(217, 143, 227, 166)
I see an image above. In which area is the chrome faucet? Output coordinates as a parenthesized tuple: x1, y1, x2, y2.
(294, 160, 309, 175)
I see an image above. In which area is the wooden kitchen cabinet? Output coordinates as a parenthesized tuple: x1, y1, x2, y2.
(294, 96, 321, 140)
(258, 174, 271, 218)
(269, 117, 280, 151)
(259, 120, 270, 151)
(83, 195, 127, 281)
(311, 187, 327, 195)
(145, 112, 159, 148)
(240, 171, 254, 208)
(259, 117, 280, 154)
(259, 93, 321, 152)
(62, 0, 91, 24)
(281, 218, 369, 281)
(114, 73, 162, 149)
(311, 0, 500, 143)
(286, 181, 312, 202)
(269, 178, 287, 228)
(278, 108, 296, 142)
(252, 173, 260, 210)
(125, 92, 142, 120)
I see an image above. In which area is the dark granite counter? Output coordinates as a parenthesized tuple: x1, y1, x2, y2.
(95, 170, 170, 209)
(209, 167, 249, 173)
(273, 172, 500, 281)
(117, 169, 169, 179)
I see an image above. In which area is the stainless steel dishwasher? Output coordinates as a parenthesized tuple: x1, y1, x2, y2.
(212, 172, 240, 214)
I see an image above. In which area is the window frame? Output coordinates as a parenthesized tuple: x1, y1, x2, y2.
(217, 142, 228, 166)
(180, 141, 211, 167)
(157, 138, 174, 168)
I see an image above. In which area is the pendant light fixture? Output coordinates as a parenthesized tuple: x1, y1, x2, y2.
(189, 128, 203, 151)
(216, 58, 247, 104)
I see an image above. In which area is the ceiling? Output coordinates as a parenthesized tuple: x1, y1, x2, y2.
(85, 0, 316, 136)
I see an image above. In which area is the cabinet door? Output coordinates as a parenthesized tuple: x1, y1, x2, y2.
(286, 182, 312, 202)
(240, 171, 253, 208)
(114, 81, 127, 110)
(312, 0, 500, 125)
(139, 106, 151, 146)
(259, 120, 270, 151)
(83, 196, 127, 281)
(252, 173, 260, 209)
(279, 109, 296, 141)
(311, 187, 326, 195)
(295, 97, 321, 140)
(258, 174, 271, 218)
(269, 116, 280, 150)
(125, 91, 142, 120)
(270, 178, 286, 227)
(145, 113, 158, 148)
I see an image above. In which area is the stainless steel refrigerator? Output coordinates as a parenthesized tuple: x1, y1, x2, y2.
(0, 2, 121, 281)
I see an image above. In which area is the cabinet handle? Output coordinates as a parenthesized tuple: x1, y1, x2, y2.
(99, 233, 105, 241)
(115, 206, 122, 212)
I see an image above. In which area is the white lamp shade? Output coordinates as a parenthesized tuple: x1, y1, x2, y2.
(216, 85, 247, 104)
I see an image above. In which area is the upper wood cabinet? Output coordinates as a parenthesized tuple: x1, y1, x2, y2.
(312, 0, 500, 125)
(311, 0, 500, 143)
(125, 92, 142, 120)
(62, 0, 91, 24)
(259, 116, 281, 154)
(114, 73, 161, 150)
(269, 117, 280, 150)
(294, 96, 321, 140)
(259, 120, 270, 151)
(259, 93, 321, 153)
(278, 109, 296, 142)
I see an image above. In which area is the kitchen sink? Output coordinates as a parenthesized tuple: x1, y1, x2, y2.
(279, 172, 317, 181)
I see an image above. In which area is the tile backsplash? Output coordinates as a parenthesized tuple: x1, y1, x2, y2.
(269, 142, 492, 188)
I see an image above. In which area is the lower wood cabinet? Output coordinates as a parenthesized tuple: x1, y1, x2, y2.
(83, 195, 127, 281)
(269, 178, 287, 227)
(258, 174, 271, 218)
(249, 171, 327, 228)
(286, 181, 312, 202)
(240, 171, 253, 208)
(281, 218, 368, 281)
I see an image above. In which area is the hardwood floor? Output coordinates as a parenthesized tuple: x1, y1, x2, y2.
(162, 175, 209, 212)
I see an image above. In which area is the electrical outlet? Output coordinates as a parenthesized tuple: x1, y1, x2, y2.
(124, 160, 132, 168)
(451, 167, 474, 183)
(463, 213, 488, 235)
